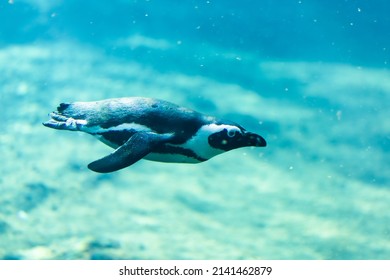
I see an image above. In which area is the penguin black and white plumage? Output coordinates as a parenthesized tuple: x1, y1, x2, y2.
(43, 97, 266, 173)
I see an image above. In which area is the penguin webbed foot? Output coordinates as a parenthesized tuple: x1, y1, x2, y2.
(43, 112, 85, 131)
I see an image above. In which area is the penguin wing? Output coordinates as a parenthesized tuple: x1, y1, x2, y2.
(88, 131, 173, 173)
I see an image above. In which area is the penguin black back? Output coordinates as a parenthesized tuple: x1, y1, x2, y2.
(56, 97, 211, 144)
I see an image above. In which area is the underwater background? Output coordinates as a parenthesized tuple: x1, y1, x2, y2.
(0, 0, 389, 259)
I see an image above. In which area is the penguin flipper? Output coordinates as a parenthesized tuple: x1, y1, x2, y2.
(88, 132, 173, 173)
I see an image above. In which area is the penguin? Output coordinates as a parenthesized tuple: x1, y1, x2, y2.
(43, 97, 266, 173)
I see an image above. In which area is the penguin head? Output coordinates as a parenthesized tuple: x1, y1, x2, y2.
(208, 122, 267, 152)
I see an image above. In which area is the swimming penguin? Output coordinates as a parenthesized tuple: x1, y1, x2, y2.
(43, 97, 266, 173)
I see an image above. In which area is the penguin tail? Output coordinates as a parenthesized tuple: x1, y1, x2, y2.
(57, 103, 71, 113)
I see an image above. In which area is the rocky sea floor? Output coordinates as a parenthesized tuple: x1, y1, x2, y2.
(0, 41, 389, 259)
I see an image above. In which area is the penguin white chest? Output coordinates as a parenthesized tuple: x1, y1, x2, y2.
(144, 124, 225, 163)
(177, 124, 226, 159)
(144, 152, 201, 163)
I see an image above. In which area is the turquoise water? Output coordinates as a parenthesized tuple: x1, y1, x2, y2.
(0, 0, 389, 259)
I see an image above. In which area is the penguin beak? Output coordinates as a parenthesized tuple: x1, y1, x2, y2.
(244, 131, 267, 147)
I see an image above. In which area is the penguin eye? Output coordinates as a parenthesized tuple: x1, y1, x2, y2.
(226, 127, 241, 138)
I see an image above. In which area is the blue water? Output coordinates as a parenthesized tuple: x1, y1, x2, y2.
(0, 0, 389, 259)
